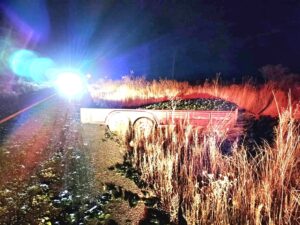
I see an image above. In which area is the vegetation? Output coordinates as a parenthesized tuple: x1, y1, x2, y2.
(89, 73, 300, 224)
(0, 75, 44, 97)
(125, 101, 300, 224)
(89, 74, 299, 118)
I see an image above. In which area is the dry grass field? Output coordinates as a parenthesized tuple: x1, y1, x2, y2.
(88, 76, 299, 118)
(127, 106, 299, 224)
(89, 77, 300, 224)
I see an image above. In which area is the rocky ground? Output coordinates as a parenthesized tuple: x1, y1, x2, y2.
(0, 96, 156, 225)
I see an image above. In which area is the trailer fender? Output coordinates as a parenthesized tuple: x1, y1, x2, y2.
(106, 111, 130, 134)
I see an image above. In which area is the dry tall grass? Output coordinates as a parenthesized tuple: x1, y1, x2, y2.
(128, 103, 299, 224)
(89, 76, 300, 224)
(88, 76, 299, 118)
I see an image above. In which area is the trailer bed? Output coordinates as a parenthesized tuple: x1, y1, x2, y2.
(80, 108, 238, 132)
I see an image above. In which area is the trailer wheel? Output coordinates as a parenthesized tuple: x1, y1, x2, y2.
(134, 118, 155, 138)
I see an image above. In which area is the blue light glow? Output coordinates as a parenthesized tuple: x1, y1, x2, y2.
(29, 57, 54, 82)
(9, 49, 37, 78)
(8, 49, 56, 84)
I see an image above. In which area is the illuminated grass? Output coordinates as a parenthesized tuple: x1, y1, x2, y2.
(88, 76, 299, 117)
(89, 77, 300, 224)
(127, 105, 299, 224)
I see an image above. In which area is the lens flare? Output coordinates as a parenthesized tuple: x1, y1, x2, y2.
(9, 49, 37, 77)
(8, 49, 56, 84)
(29, 57, 54, 82)
(55, 71, 85, 98)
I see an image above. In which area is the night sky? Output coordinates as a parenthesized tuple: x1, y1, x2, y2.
(1, 0, 300, 81)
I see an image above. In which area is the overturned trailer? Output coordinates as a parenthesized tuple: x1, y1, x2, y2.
(80, 98, 239, 137)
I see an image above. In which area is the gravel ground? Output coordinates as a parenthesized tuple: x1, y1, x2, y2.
(0, 96, 145, 225)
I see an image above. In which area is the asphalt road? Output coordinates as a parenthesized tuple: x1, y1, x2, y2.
(0, 96, 144, 225)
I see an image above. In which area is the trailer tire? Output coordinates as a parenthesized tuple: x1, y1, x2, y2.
(133, 118, 155, 138)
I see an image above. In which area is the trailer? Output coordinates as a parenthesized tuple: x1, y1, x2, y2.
(80, 107, 239, 136)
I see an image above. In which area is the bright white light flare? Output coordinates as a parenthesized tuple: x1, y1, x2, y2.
(55, 72, 85, 98)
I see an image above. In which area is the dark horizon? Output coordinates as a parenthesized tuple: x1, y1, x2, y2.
(1, 0, 300, 81)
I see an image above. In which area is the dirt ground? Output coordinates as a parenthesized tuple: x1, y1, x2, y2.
(0, 96, 145, 224)
(81, 124, 145, 224)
